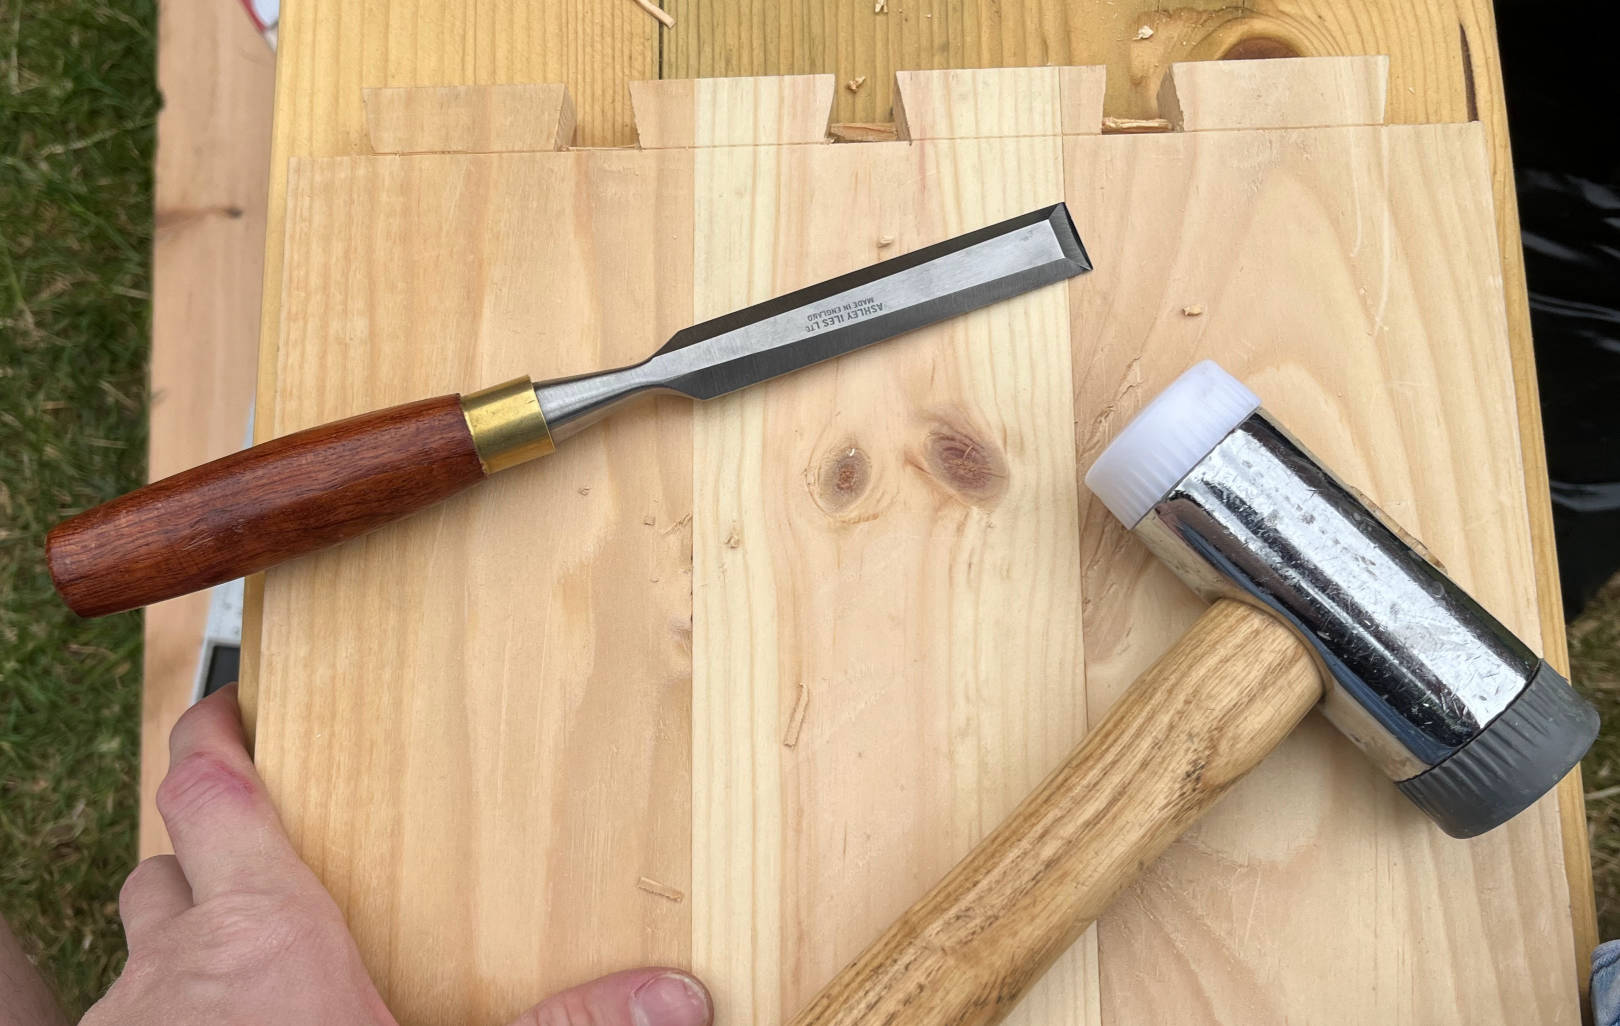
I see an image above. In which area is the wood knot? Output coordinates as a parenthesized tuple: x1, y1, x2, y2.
(1221, 37, 1300, 60)
(812, 444, 873, 514)
(921, 424, 1007, 505)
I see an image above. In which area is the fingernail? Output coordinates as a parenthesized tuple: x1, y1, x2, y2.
(630, 971, 711, 1026)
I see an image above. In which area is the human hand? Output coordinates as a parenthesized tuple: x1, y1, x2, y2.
(84, 684, 712, 1026)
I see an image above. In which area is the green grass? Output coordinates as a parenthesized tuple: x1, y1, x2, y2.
(0, 0, 156, 1016)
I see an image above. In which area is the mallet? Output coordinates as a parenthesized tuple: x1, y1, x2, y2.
(789, 361, 1599, 1026)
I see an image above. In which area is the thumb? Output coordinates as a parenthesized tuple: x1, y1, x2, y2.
(509, 968, 712, 1026)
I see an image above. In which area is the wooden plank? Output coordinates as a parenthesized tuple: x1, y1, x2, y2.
(253, 60, 1582, 1024)
(246, 0, 1591, 1003)
(242, 4, 662, 710)
(1058, 67, 1107, 136)
(257, 149, 694, 1025)
(1159, 56, 1389, 130)
(1066, 119, 1577, 1023)
(684, 71, 1092, 1025)
(649, 0, 1591, 978)
(892, 67, 1059, 139)
(142, 0, 273, 858)
(364, 84, 576, 153)
(630, 75, 836, 148)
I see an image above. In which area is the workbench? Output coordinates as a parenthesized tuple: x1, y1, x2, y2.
(142, 0, 1596, 1020)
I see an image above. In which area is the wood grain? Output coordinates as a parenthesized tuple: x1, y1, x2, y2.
(364, 84, 576, 154)
(249, 7, 1591, 970)
(687, 70, 1092, 1026)
(893, 67, 1060, 139)
(1159, 56, 1389, 130)
(257, 149, 695, 1025)
(630, 75, 835, 149)
(142, 0, 273, 857)
(48, 396, 484, 618)
(1066, 116, 1580, 1024)
(248, 61, 1589, 1024)
(670, 18, 1592, 975)
(789, 600, 1320, 1026)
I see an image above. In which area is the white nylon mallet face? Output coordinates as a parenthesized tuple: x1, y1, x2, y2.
(1086, 361, 1597, 838)
(1084, 360, 1260, 529)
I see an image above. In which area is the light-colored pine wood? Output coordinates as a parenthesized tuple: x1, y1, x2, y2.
(252, 61, 1585, 1025)
(141, 0, 273, 859)
(1066, 113, 1578, 1023)
(893, 67, 1060, 139)
(257, 149, 696, 1025)
(252, 36, 1594, 1017)
(790, 600, 1320, 1026)
(630, 75, 836, 149)
(251, 5, 1592, 975)
(1158, 56, 1388, 130)
(364, 84, 576, 154)
(685, 71, 1092, 1026)
(671, 19, 1592, 972)
(1058, 67, 1107, 136)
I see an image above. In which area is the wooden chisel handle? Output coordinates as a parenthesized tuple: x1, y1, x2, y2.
(46, 379, 554, 617)
(789, 599, 1323, 1026)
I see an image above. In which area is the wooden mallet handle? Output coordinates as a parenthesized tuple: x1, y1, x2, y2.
(789, 598, 1322, 1026)
(47, 396, 488, 618)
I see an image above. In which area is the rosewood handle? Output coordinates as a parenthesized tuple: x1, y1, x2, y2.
(48, 395, 492, 617)
(788, 599, 1324, 1026)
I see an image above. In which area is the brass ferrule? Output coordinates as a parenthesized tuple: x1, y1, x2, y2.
(459, 376, 556, 473)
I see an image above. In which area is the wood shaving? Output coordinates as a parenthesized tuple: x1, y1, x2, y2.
(1182, 304, 1204, 317)
(662, 512, 692, 535)
(643, 513, 657, 526)
(1101, 116, 1172, 134)
(829, 121, 898, 143)
(1135, 25, 1154, 40)
(875, 0, 886, 11)
(725, 524, 742, 548)
(782, 683, 810, 747)
(577, 486, 591, 496)
(846, 75, 867, 94)
(629, 0, 674, 29)
(636, 877, 685, 902)
(878, 235, 895, 248)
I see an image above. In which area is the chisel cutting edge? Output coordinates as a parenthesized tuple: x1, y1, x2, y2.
(48, 204, 1090, 617)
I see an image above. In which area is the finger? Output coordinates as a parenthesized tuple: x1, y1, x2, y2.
(157, 684, 305, 902)
(508, 969, 711, 1026)
(118, 855, 192, 945)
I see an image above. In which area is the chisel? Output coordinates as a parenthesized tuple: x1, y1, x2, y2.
(49, 204, 1090, 617)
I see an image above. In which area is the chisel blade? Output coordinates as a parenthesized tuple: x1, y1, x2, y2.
(657, 203, 1089, 399)
(534, 204, 1089, 434)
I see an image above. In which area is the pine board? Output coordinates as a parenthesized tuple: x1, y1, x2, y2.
(1066, 120, 1574, 1023)
(256, 66, 1579, 1024)
(247, 2, 1588, 966)
(258, 148, 695, 1025)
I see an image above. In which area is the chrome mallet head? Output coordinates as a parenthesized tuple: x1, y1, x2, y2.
(1085, 361, 1599, 838)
